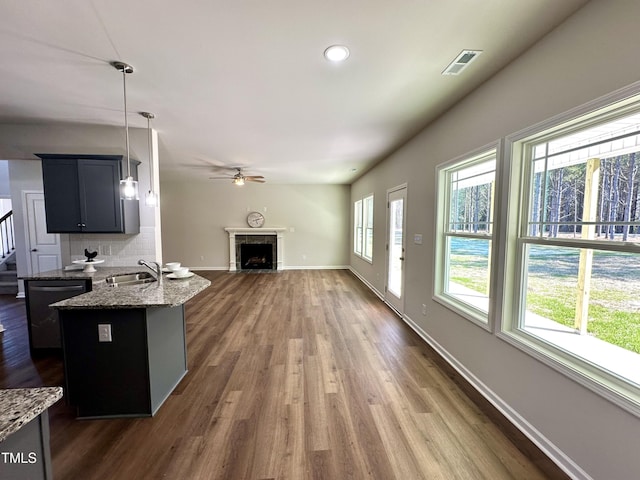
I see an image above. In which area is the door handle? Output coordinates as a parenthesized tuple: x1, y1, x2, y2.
(31, 248, 38, 252)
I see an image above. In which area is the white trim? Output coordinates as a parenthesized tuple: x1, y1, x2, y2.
(284, 265, 349, 270)
(434, 142, 500, 331)
(500, 82, 640, 418)
(224, 227, 286, 272)
(506, 80, 640, 147)
(385, 183, 408, 314)
(349, 266, 384, 300)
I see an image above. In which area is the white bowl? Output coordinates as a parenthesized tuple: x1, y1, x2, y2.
(165, 262, 181, 271)
(172, 267, 190, 278)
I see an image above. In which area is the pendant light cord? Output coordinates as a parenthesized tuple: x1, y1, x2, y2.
(147, 115, 153, 191)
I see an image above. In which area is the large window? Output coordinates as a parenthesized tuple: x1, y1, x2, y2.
(354, 194, 374, 261)
(503, 91, 640, 413)
(435, 147, 497, 326)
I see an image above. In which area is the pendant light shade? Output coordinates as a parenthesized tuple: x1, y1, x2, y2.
(140, 112, 158, 207)
(112, 61, 139, 200)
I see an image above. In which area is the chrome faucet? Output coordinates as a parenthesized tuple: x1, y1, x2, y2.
(138, 259, 163, 285)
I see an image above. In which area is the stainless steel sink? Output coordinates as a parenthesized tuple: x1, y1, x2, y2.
(105, 272, 157, 287)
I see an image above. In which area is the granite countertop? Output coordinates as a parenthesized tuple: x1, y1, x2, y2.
(0, 387, 63, 443)
(23, 266, 211, 310)
(20, 266, 155, 282)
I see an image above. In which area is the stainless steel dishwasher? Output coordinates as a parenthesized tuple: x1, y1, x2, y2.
(24, 279, 91, 353)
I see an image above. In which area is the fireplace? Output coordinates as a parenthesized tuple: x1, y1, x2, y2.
(224, 227, 286, 271)
(241, 243, 273, 269)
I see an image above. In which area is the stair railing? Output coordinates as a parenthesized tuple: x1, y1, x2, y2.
(1, 210, 15, 259)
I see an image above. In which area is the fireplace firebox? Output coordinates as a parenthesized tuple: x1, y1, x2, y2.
(240, 244, 273, 269)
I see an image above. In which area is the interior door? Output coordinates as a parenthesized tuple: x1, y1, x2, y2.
(385, 185, 407, 314)
(24, 191, 61, 274)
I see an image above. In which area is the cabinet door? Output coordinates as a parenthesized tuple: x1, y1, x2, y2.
(41, 158, 82, 233)
(78, 159, 123, 232)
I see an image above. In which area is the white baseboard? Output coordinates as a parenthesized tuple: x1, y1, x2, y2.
(283, 265, 350, 270)
(190, 266, 350, 272)
(348, 267, 384, 300)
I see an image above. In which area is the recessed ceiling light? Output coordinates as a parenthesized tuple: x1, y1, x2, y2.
(324, 45, 350, 62)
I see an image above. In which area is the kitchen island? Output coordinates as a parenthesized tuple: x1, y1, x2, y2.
(30, 267, 210, 419)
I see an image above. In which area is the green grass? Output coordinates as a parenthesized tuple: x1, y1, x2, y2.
(449, 253, 640, 355)
(526, 283, 640, 354)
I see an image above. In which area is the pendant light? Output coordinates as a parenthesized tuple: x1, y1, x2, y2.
(140, 112, 158, 207)
(112, 61, 139, 200)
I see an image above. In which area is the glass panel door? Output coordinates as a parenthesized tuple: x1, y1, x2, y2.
(386, 186, 406, 313)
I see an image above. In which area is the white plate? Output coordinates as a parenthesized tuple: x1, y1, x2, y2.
(167, 272, 194, 279)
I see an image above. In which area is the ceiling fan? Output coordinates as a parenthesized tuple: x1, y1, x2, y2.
(209, 167, 266, 185)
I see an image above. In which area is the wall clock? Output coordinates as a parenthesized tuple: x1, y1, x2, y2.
(247, 211, 265, 228)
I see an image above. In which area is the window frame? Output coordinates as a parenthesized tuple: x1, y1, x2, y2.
(363, 194, 374, 261)
(498, 83, 640, 417)
(434, 142, 500, 330)
(354, 199, 363, 257)
(354, 194, 374, 263)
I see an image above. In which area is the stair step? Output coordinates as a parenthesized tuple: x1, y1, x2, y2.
(0, 273, 18, 294)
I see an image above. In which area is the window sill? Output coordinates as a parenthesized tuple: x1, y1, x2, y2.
(434, 282, 490, 331)
(498, 313, 640, 418)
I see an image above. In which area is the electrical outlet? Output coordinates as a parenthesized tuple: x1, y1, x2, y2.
(98, 324, 112, 342)
(422, 304, 427, 316)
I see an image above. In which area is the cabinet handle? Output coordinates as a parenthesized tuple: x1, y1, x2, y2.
(30, 286, 86, 293)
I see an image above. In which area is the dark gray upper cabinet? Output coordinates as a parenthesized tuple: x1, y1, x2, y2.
(37, 154, 140, 234)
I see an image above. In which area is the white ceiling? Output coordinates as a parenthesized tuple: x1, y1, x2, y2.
(0, 0, 588, 184)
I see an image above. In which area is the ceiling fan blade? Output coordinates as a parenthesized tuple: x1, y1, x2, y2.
(245, 178, 266, 183)
(244, 175, 265, 180)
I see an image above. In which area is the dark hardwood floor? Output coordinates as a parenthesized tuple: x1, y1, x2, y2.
(0, 270, 568, 479)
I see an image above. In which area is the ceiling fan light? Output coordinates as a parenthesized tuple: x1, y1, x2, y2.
(234, 177, 245, 186)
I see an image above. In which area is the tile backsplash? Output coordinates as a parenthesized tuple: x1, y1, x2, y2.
(68, 226, 157, 266)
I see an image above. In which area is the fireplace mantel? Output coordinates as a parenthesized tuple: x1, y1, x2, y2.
(224, 227, 287, 235)
(224, 227, 286, 271)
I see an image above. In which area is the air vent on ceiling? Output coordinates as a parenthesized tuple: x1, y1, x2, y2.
(442, 50, 482, 76)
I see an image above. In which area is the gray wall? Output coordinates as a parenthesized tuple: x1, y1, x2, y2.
(160, 180, 350, 269)
(0, 160, 9, 197)
(351, 1, 640, 479)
